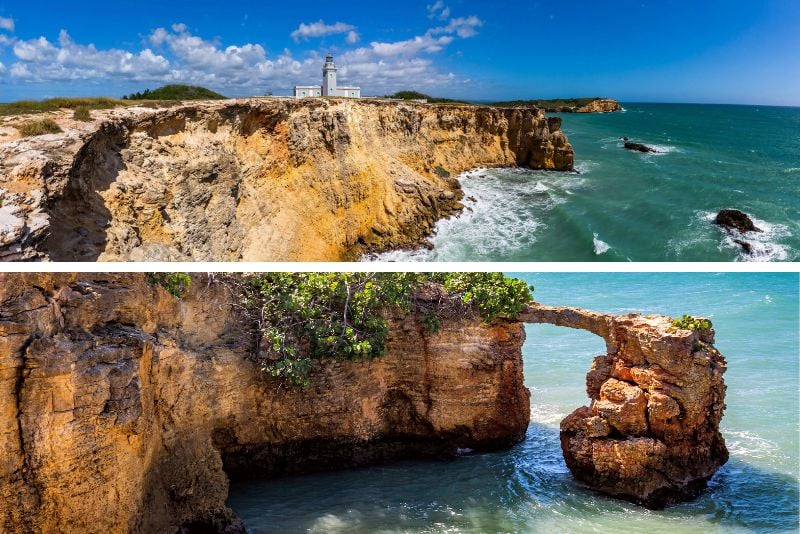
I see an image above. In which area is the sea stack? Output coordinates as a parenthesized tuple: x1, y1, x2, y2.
(520, 304, 729, 508)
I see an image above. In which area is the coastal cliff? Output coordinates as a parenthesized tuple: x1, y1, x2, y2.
(0, 273, 529, 532)
(0, 275, 729, 532)
(0, 98, 573, 262)
(573, 98, 622, 113)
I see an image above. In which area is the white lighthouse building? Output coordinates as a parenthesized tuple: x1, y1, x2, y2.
(294, 53, 361, 98)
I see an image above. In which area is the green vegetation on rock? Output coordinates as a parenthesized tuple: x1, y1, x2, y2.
(491, 97, 604, 109)
(147, 272, 192, 298)
(14, 119, 63, 137)
(226, 273, 533, 388)
(671, 314, 711, 331)
(122, 84, 226, 101)
(385, 91, 469, 104)
(434, 165, 451, 178)
(72, 107, 92, 122)
(0, 97, 124, 117)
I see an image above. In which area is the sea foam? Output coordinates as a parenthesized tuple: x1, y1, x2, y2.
(701, 211, 793, 262)
(592, 233, 610, 255)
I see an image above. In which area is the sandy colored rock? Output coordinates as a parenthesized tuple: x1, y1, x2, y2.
(575, 98, 623, 113)
(520, 303, 728, 508)
(0, 98, 573, 262)
(0, 273, 529, 533)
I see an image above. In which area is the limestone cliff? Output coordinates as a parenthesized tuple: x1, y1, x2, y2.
(520, 304, 728, 508)
(0, 275, 730, 532)
(0, 98, 573, 262)
(574, 98, 622, 113)
(0, 273, 529, 533)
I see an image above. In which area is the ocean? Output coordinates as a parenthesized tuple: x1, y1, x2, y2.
(367, 104, 800, 262)
(227, 272, 800, 533)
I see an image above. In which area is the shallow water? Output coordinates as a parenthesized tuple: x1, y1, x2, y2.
(367, 104, 800, 262)
(228, 273, 800, 533)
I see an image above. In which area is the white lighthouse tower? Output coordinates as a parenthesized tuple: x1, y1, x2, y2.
(322, 53, 337, 96)
(293, 53, 361, 98)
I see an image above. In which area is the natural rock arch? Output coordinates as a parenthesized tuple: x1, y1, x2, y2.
(519, 304, 729, 508)
(0, 275, 729, 532)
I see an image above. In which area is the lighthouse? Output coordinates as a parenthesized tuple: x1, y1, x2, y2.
(293, 53, 361, 98)
(322, 53, 337, 96)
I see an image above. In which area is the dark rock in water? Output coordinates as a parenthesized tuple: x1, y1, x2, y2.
(733, 239, 753, 254)
(715, 209, 763, 233)
(624, 142, 658, 153)
(466, 195, 477, 202)
(621, 136, 630, 141)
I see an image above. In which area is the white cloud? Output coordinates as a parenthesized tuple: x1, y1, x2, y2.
(427, 1, 450, 20)
(433, 16, 484, 38)
(0, 17, 14, 32)
(5, 5, 484, 96)
(291, 20, 358, 43)
(0, 62, 5, 73)
(369, 34, 454, 57)
(10, 30, 170, 82)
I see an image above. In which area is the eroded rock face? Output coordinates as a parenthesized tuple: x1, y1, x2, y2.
(0, 99, 573, 262)
(574, 98, 622, 113)
(521, 304, 728, 508)
(0, 273, 529, 533)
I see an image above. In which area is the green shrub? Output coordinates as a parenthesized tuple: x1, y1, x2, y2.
(671, 314, 711, 331)
(384, 91, 469, 104)
(14, 119, 63, 137)
(227, 273, 533, 388)
(123, 85, 226, 101)
(434, 165, 451, 178)
(73, 107, 92, 121)
(147, 273, 192, 298)
(491, 97, 605, 109)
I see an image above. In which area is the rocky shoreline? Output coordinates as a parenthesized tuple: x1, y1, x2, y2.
(0, 274, 728, 532)
(0, 98, 573, 262)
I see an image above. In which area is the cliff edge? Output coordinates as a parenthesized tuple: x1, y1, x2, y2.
(0, 273, 529, 532)
(0, 276, 729, 532)
(0, 98, 573, 262)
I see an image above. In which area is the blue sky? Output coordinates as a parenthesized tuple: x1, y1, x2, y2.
(0, 0, 798, 104)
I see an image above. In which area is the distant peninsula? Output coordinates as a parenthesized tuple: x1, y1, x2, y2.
(491, 97, 622, 113)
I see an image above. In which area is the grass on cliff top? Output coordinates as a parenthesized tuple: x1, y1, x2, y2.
(0, 97, 126, 116)
(0, 85, 222, 117)
(122, 84, 227, 101)
(384, 90, 471, 105)
(490, 97, 608, 109)
(14, 118, 63, 137)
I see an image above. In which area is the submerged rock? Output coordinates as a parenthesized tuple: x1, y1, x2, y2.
(733, 239, 753, 255)
(624, 141, 658, 153)
(715, 209, 763, 234)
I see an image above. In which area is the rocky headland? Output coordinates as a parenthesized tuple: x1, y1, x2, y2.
(524, 306, 729, 508)
(0, 98, 573, 261)
(492, 97, 622, 113)
(0, 274, 728, 532)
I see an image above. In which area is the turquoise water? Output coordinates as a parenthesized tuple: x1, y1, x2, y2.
(369, 104, 800, 262)
(227, 273, 800, 533)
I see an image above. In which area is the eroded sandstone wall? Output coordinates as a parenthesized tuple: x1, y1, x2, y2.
(521, 304, 728, 508)
(0, 273, 529, 533)
(0, 99, 573, 262)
